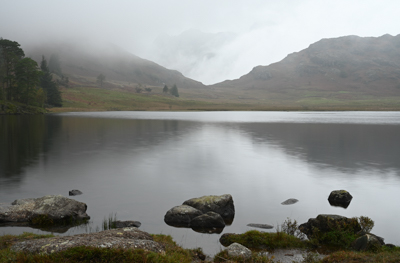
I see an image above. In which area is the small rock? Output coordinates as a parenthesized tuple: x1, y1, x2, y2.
(69, 190, 82, 196)
(352, 233, 384, 251)
(328, 190, 352, 208)
(247, 223, 273, 229)
(281, 198, 298, 205)
(226, 242, 252, 260)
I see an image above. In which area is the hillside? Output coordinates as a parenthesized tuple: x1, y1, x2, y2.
(17, 35, 400, 111)
(212, 34, 400, 105)
(24, 40, 207, 96)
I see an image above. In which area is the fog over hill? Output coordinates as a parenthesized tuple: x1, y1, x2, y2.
(24, 39, 206, 91)
(18, 33, 400, 104)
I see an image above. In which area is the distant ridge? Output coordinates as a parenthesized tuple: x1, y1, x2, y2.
(212, 34, 400, 100)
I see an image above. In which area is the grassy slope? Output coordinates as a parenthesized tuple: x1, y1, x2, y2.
(51, 83, 400, 113)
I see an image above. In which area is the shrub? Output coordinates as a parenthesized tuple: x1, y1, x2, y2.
(281, 218, 306, 240)
(358, 216, 374, 233)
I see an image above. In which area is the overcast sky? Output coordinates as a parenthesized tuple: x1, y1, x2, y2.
(1, 0, 399, 84)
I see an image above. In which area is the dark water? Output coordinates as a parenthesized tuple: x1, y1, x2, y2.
(1, 111, 400, 255)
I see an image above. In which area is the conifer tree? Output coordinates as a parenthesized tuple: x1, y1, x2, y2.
(40, 56, 62, 107)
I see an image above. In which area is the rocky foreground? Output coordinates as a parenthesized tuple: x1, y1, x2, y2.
(11, 227, 164, 254)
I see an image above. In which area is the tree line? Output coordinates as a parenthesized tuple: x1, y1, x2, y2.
(0, 38, 62, 108)
(163, 84, 179, 97)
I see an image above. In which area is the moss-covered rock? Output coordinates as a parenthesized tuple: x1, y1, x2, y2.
(183, 194, 235, 224)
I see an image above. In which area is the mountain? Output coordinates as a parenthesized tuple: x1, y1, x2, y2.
(23, 40, 206, 91)
(213, 34, 400, 101)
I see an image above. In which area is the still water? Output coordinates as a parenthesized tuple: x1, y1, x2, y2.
(1, 111, 400, 255)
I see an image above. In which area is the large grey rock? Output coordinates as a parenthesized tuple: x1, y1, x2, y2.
(190, 211, 225, 229)
(226, 242, 252, 260)
(328, 190, 353, 208)
(0, 195, 90, 226)
(183, 194, 235, 224)
(352, 233, 384, 251)
(11, 227, 164, 254)
(164, 205, 203, 227)
(299, 214, 361, 239)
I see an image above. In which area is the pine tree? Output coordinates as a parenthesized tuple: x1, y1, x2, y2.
(163, 84, 169, 93)
(170, 84, 179, 97)
(0, 39, 25, 101)
(40, 56, 62, 107)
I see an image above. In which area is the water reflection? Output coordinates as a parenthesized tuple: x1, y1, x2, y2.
(236, 122, 400, 176)
(1, 112, 400, 255)
(0, 115, 61, 185)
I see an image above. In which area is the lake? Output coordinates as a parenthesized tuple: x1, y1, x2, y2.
(1, 111, 400, 255)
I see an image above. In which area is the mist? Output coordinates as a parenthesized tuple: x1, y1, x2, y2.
(1, 0, 399, 84)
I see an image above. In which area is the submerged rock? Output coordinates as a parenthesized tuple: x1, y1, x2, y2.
(69, 190, 82, 196)
(0, 195, 90, 226)
(281, 198, 299, 205)
(247, 223, 274, 229)
(11, 227, 164, 254)
(115, 220, 141, 228)
(328, 190, 353, 208)
(164, 205, 203, 227)
(183, 194, 235, 224)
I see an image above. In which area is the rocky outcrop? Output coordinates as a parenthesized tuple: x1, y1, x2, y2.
(11, 227, 164, 254)
(183, 194, 235, 224)
(299, 214, 361, 239)
(164, 194, 235, 232)
(328, 190, 352, 208)
(225, 243, 252, 260)
(281, 198, 299, 205)
(164, 205, 203, 227)
(0, 195, 90, 226)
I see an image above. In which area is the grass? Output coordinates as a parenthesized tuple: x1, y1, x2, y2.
(48, 85, 400, 113)
(102, 213, 117, 231)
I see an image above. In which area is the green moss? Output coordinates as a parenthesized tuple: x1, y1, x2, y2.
(220, 230, 307, 250)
